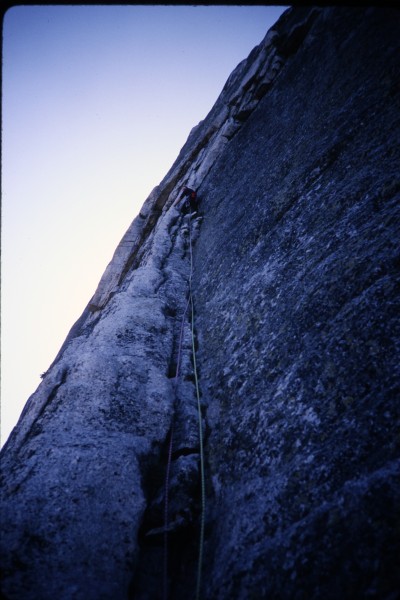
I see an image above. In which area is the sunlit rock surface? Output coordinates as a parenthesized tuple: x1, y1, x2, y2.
(1, 7, 399, 600)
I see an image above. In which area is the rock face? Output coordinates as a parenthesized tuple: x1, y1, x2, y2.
(1, 7, 399, 600)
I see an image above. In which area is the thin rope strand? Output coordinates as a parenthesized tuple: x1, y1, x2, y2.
(188, 211, 206, 600)
(163, 289, 191, 600)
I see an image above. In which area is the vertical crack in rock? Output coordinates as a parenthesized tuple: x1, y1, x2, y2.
(128, 213, 207, 600)
(1, 6, 400, 600)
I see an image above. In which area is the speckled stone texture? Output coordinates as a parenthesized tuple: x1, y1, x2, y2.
(194, 7, 400, 599)
(1, 6, 399, 600)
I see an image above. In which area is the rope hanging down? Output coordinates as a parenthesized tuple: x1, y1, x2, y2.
(188, 209, 206, 600)
(163, 293, 190, 600)
(163, 208, 205, 600)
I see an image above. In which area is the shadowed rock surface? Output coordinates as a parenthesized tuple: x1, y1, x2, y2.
(1, 7, 399, 600)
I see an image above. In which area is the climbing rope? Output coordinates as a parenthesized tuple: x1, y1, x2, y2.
(163, 208, 206, 600)
(163, 293, 190, 600)
(188, 210, 206, 600)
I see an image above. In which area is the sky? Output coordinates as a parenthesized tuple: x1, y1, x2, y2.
(1, 4, 288, 446)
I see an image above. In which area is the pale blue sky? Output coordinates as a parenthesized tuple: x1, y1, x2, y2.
(1, 4, 288, 445)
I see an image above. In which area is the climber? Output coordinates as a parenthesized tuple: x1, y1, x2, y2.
(174, 186, 199, 216)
